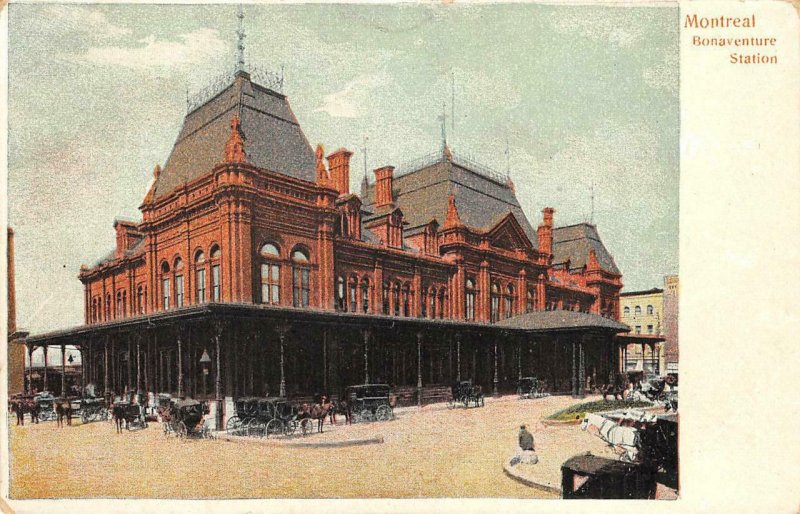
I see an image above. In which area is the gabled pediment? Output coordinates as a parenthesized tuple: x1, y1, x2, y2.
(485, 212, 533, 251)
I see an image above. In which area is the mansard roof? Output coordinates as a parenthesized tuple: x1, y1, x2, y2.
(154, 71, 316, 200)
(552, 223, 620, 275)
(361, 156, 538, 244)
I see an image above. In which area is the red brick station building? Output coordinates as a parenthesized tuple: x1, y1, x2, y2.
(22, 69, 642, 424)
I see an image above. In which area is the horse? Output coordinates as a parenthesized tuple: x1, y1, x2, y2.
(581, 413, 640, 463)
(112, 403, 127, 433)
(55, 398, 73, 427)
(10, 399, 25, 426)
(328, 398, 352, 426)
(298, 402, 330, 433)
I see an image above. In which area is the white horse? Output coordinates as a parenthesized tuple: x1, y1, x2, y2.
(581, 413, 640, 462)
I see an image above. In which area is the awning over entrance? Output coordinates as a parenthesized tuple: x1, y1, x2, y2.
(495, 311, 630, 333)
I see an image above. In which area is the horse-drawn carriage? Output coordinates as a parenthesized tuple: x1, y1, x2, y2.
(448, 380, 485, 409)
(76, 396, 108, 424)
(170, 399, 212, 439)
(113, 401, 148, 431)
(226, 397, 309, 437)
(517, 377, 548, 400)
(345, 384, 394, 422)
(34, 393, 57, 422)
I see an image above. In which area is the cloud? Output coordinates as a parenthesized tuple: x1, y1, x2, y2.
(68, 28, 227, 71)
(43, 5, 132, 39)
(314, 70, 392, 118)
(643, 50, 679, 97)
(551, 11, 643, 49)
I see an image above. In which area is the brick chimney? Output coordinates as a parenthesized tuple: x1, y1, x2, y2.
(374, 166, 395, 208)
(537, 207, 554, 255)
(327, 148, 353, 195)
(114, 220, 141, 259)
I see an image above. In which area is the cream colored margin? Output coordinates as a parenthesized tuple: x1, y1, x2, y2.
(1, 1, 799, 513)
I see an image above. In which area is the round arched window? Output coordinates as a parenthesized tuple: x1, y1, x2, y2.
(161, 261, 170, 274)
(260, 243, 280, 257)
(210, 245, 221, 259)
(173, 257, 183, 271)
(292, 247, 309, 262)
(195, 250, 205, 264)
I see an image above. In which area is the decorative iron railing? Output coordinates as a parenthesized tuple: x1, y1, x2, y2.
(186, 66, 284, 114)
(393, 148, 508, 185)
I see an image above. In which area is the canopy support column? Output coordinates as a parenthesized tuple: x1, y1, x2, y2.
(214, 321, 223, 431)
(177, 332, 183, 397)
(416, 332, 423, 407)
(43, 344, 49, 392)
(277, 323, 290, 398)
(60, 344, 66, 396)
(363, 328, 370, 385)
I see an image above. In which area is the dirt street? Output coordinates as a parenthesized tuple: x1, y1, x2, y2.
(9, 395, 613, 499)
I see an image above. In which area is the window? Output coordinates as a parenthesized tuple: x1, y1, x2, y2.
(261, 263, 281, 305)
(438, 289, 446, 319)
(634, 305, 641, 316)
(260, 243, 279, 258)
(162, 278, 171, 309)
(209, 245, 221, 302)
(382, 281, 390, 315)
(116, 291, 123, 318)
(292, 247, 311, 307)
(175, 275, 184, 307)
(105, 294, 111, 320)
(647, 305, 654, 315)
(504, 284, 514, 319)
(526, 288, 535, 313)
(336, 276, 346, 311)
(211, 265, 221, 301)
(361, 278, 370, 313)
(490, 283, 500, 323)
(402, 284, 410, 317)
(292, 267, 310, 307)
(635, 325, 641, 334)
(623, 306, 630, 316)
(647, 325, 653, 334)
(349, 277, 358, 312)
(196, 268, 206, 304)
(428, 287, 437, 319)
(421, 289, 428, 318)
(465, 278, 476, 321)
(392, 283, 400, 317)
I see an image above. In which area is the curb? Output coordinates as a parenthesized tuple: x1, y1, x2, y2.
(541, 418, 583, 427)
(215, 432, 385, 448)
(502, 459, 562, 495)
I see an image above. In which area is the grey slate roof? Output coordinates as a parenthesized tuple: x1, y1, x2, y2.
(92, 237, 146, 267)
(155, 71, 316, 199)
(552, 223, 620, 274)
(495, 310, 629, 332)
(362, 159, 538, 245)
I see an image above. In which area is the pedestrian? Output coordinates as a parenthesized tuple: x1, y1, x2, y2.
(511, 424, 538, 466)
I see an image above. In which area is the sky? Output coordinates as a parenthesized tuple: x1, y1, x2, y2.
(7, 3, 679, 342)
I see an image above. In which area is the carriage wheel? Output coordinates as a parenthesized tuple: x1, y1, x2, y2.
(284, 420, 298, 436)
(265, 419, 283, 438)
(447, 398, 456, 409)
(226, 416, 241, 435)
(177, 421, 188, 438)
(80, 411, 89, 424)
(300, 418, 314, 436)
(244, 419, 259, 437)
(359, 409, 374, 423)
(375, 405, 392, 422)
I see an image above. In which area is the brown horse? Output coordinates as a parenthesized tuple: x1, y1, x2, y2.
(55, 399, 73, 427)
(328, 398, 352, 426)
(299, 401, 331, 433)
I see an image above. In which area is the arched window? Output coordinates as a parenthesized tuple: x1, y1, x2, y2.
(428, 287, 437, 319)
(210, 245, 221, 302)
(291, 247, 310, 307)
(361, 277, 370, 313)
(122, 290, 127, 317)
(161, 262, 171, 309)
(438, 288, 446, 319)
(392, 282, 400, 317)
(465, 278, 476, 321)
(421, 288, 428, 318)
(623, 306, 630, 316)
(349, 275, 358, 313)
(195, 251, 206, 304)
(634, 305, 642, 316)
(504, 284, 515, 319)
(173, 257, 184, 308)
(647, 305, 654, 315)
(259, 243, 281, 305)
(116, 291, 123, 318)
(382, 281, 390, 315)
(105, 294, 112, 320)
(402, 283, 411, 317)
(336, 276, 346, 311)
(526, 288, 535, 313)
(490, 282, 500, 323)
(137, 286, 145, 315)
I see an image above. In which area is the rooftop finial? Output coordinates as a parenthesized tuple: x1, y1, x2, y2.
(236, 4, 247, 73)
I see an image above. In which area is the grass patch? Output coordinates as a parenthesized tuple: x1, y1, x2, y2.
(546, 399, 653, 421)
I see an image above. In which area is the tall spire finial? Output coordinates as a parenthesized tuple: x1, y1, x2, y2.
(236, 4, 246, 73)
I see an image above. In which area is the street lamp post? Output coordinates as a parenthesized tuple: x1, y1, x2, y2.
(199, 349, 211, 399)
